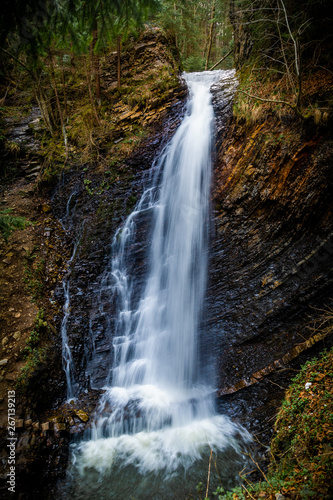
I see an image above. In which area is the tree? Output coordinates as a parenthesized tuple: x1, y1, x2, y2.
(205, 0, 216, 70)
(230, 0, 332, 114)
(158, 0, 233, 72)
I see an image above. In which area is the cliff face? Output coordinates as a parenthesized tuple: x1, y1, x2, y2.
(208, 112, 333, 398)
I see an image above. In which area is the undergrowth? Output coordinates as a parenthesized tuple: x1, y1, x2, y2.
(0, 208, 30, 243)
(233, 68, 333, 126)
(192, 310, 333, 500)
(16, 309, 50, 392)
(23, 246, 45, 302)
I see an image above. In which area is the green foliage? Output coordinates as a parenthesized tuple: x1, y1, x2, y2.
(23, 309, 48, 357)
(16, 346, 49, 392)
(158, 0, 233, 72)
(84, 178, 94, 195)
(16, 309, 49, 392)
(208, 347, 333, 500)
(0, 208, 30, 243)
(23, 247, 45, 301)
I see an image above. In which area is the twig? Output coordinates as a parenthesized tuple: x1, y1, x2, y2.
(206, 447, 213, 499)
(237, 89, 296, 110)
(265, 378, 286, 390)
(242, 484, 256, 499)
(0, 48, 35, 78)
(317, 65, 333, 75)
(246, 453, 272, 487)
(213, 453, 222, 485)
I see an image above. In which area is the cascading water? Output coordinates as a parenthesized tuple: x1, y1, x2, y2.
(60, 191, 82, 400)
(66, 70, 250, 499)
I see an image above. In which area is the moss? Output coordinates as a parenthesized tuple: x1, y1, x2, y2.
(16, 310, 50, 394)
(211, 347, 333, 500)
(23, 247, 45, 302)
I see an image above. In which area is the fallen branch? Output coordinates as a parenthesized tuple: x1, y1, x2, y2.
(209, 49, 233, 71)
(242, 484, 256, 500)
(237, 88, 296, 110)
(206, 447, 213, 499)
(1, 48, 33, 77)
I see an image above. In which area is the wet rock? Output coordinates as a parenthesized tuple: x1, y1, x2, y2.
(51, 415, 65, 423)
(17, 433, 30, 450)
(13, 331, 21, 340)
(32, 421, 40, 431)
(74, 410, 89, 423)
(68, 416, 75, 426)
(41, 204, 51, 213)
(54, 422, 67, 434)
(0, 358, 9, 366)
(41, 421, 53, 433)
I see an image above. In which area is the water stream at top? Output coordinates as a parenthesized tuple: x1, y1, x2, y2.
(67, 70, 250, 499)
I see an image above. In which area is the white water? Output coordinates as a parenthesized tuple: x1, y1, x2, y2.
(60, 191, 81, 401)
(70, 71, 250, 497)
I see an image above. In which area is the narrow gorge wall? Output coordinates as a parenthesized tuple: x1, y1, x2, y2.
(208, 111, 333, 401)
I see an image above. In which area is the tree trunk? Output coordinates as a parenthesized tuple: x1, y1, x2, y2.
(91, 20, 101, 105)
(35, 85, 55, 136)
(117, 36, 121, 88)
(60, 54, 68, 119)
(84, 56, 100, 126)
(209, 48, 233, 71)
(50, 54, 68, 158)
(205, 0, 216, 70)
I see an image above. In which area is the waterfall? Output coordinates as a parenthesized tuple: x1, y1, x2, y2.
(60, 190, 81, 400)
(68, 70, 250, 499)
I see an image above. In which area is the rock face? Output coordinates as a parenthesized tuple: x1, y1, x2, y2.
(207, 114, 333, 396)
(48, 31, 187, 397)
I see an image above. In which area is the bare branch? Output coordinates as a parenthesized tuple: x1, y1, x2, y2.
(279, 0, 299, 76)
(205, 448, 213, 499)
(241, 484, 256, 500)
(237, 89, 296, 110)
(209, 48, 233, 71)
